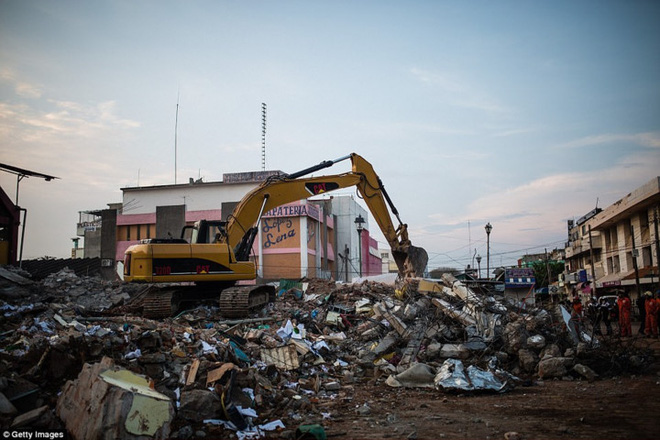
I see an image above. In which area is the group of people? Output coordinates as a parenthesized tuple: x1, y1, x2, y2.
(577, 289, 660, 338)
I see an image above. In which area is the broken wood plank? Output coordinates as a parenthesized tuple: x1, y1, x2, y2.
(206, 363, 236, 386)
(185, 359, 200, 386)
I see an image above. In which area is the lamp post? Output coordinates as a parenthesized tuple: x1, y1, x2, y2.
(355, 215, 365, 277)
(476, 254, 482, 279)
(485, 222, 492, 280)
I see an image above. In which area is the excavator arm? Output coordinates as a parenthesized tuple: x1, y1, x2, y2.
(225, 153, 428, 277)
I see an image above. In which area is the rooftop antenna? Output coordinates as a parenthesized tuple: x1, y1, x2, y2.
(468, 219, 471, 265)
(261, 102, 267, 171)
(175, 90, 180, 184)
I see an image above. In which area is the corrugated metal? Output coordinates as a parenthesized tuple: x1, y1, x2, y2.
(21, 257, 102, 280)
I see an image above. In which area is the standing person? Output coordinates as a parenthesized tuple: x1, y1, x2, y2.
(617, 291, 632, 337)
(600, 298, 613, 336)
(573, 296, 584, 317)
(645, 291, 659, 338)
(656, 289, 660, 336)
(588, 297, 602, 335)
(638, 292, 647, 335)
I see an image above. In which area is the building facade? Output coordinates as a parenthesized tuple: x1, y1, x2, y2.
(563, 177, 660, 300)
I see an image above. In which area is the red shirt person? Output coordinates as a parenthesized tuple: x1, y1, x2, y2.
(644, 292, 659, 337)
(617, 293, 632, 337)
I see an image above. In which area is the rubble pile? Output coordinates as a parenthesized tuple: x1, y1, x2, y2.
(0, 267, 655, 438)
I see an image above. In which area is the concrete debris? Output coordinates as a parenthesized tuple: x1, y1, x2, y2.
(385, 363, 437, 388)
(56, 356, 174, 439)
(0, 266, 655, 437)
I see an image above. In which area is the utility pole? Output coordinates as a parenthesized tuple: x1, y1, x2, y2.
(654, 210, 660, 289)
(174, 93, 179, 184)
(485, 222, 492, 280)
(545, 248, 552, 288)
(630, 224, 641, 299)
(588, 225, 597, 298)
(345, 246, 350, 282)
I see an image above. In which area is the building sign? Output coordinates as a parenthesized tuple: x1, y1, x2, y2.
(505, 268, 535, 288)
(77, 221, 101, 235)
(262, 218, 297, 249)
(602, 280, 621, 287)
(577, 269, 588, 283)
(264, 203, 320, 221)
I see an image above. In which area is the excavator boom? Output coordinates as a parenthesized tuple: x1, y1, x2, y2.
(225, 153, 427, 278)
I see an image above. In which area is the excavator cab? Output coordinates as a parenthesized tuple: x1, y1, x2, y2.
(182, 220, 228, 244)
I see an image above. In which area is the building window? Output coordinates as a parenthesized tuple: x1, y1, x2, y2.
(642, 246, 652, 267)
(613, 255, 620, 273)
(126, 225, 130, 241)
(137, 224, 141, 240)
(625, 252, 633, 272)
(610, 227, 618, 250)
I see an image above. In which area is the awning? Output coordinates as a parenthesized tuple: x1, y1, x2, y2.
(596, 269, 634, 288)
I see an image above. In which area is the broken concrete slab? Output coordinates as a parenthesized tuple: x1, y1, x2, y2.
(10, 405, 57, 429)
(375, 303, 408, 336)
(431, 297, 477, 327)
(538, 357, 574, 379)
(386, 363, 436, 388)
(179, 389, 223, 422)
(439, 344, 470, 360)
(573, 364, 598, 381)
(0, 266, 33, 286)
(0, 391, 17, 415)
(517, 348, 539, 373)
(56, 356, 174, 440)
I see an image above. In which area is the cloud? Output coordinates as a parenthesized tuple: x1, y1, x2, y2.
(0, 68, 43, 99)
(419, 149, 659, 267)
(15, 82, 43, 99)
(491, 127, 538, 137)
(556, 132, 660, 150)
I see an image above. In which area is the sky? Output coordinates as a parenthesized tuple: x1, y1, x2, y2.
(1, 0, 659, 272)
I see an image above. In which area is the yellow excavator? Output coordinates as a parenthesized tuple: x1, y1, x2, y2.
(123, 153, 428, 318)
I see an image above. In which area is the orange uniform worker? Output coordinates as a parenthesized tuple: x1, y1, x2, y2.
(644, 291, 659, 338)
(617, 292, 632, 337)
(572, 297, 583, 316)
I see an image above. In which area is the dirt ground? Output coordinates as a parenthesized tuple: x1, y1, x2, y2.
(201, 335, 660, 440)
(314, 375, 660, 440)
(195, 372, 660, 440)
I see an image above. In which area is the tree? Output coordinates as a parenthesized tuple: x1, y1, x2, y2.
(531, 260, 565, 288)
(429, 267, 459, 278)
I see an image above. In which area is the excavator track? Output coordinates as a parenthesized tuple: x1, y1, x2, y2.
(139, 284, 274, 319)
(219, 285, 275, 318)
(142, 287, 179, 319)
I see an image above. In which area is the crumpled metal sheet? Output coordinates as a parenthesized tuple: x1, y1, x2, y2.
(434, 359, 506, 392)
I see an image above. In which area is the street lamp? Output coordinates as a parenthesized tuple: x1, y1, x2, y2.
(355, 215, 365, 277)
(485, 222, 492, 279)
(476, 254, 482, 279)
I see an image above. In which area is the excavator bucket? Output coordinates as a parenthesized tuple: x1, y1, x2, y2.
(393, 245, 429, 278)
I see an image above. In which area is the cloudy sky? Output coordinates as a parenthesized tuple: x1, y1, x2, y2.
(1, 1, 659, 271)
